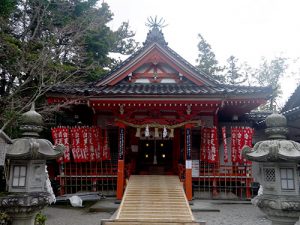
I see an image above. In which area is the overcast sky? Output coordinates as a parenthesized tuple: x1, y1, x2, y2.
(105, 0, 300, 106)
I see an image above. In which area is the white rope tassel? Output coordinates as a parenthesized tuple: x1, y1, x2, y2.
(45, 165, 56, 204)
(163, 126, 168, 138)
(169, 129, 174, 138)
(154, 127, 159, 138)
(135, 127, 141, 137)
(145, 125, 150, 137)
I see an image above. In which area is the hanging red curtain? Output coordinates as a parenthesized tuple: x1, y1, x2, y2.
(200, 128, 207, 162)
(243, 127, 254, 147)
(231, 127, 238, 163)
(61, 127, 70, 162)
(243, 127, 254, 164)
(79, 127, 91, 162)
(51, 127, 62, 163)
(201, 127, 219, 163)
(89, 127, 99, 162)
(236, 127, 244, 163)
(231, 126, 254, 164)
(222, 127, 228, 163)
(102, 129, 111, 160)
(70, 127, 82, 162)
(95, 127, 102, 161)
(208, 127, 219, 163)
(51, 127, 70, 163)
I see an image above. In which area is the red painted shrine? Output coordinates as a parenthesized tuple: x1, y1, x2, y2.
(47, 25, 272, 200)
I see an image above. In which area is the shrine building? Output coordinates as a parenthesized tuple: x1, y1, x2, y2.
(46, 25, 272, 201)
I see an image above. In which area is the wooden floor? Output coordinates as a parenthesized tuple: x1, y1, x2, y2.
(103, 175, 200, 225)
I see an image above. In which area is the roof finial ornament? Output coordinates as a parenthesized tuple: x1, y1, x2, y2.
(144, 16, 168, 46)
(145, 16, 167, 29)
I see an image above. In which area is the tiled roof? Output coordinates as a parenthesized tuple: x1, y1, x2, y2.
(49, 27, 272, 100)
(282, 106, 300, 119)
(246, 105, 300, 125)
(96, 27, 219, 86)
(49, 82, 272, 97)
(246, 111, 272, 121)
(281, 85, 300, 112)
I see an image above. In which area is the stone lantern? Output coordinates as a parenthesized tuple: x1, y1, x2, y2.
(0, 104, 64, 225)
(243, 113, 300, 225)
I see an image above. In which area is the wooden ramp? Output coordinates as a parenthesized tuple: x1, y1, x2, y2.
(103, 175, 201, 225)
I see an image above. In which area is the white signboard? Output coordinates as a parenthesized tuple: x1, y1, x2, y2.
(192, 160, 200, 177)
(186, 160, 192, 169)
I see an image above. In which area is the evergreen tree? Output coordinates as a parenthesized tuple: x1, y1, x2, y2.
(196, 34, 224, 82)
(0, 0, 138, 134)
(224, 55, 248, 85)
(253, 57, 288, 111)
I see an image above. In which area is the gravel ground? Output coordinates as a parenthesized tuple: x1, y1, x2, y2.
(193, 203, 271, 225)
(44, 206, 112, 225)
(44, 201, 300, 225)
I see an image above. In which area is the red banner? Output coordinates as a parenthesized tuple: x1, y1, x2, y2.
(102, 129, 111, 160)
(222, 127, 228, 163)
(243, 127, 254, 164)
(236, 127, 244, 163)
(89, 127, 98, 161)
(51, 127, 70, 163)
(208, 127, 218, 163)
(231, 127, 237, 163)
(201, 127, 219, 163)
(231, 127, 254, 164)
(70, 127, 81, 162)
(200, 128, 207, 162)
(53, 126, 111, 162)
(80, 127, 91, 162)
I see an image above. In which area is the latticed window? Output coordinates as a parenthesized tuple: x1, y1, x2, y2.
(264, 168, 276, 182)
(280, 168, 295, 190)
(12, 165, 27, 187)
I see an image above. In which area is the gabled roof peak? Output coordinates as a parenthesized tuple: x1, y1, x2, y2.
(144, 17, 168, 46)
(144, 26, 168, 46)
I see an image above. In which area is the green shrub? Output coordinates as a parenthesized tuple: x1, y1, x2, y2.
(0, 212, 10, 225)
(34, 212, 47, 225)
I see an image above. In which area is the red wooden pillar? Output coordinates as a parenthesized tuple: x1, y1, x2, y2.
(116, 123, 125, 200)
(184, 124, 192, 201)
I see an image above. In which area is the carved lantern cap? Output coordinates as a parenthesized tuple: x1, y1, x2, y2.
(19, 103, 43, 137)
(243, 113, 300, 162)
(6, 103, 64, 160)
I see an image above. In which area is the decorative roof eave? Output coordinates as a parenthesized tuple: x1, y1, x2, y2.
(243, 140, 300, 162)
(47, 94, 268, 110)
(252, 105, 300, 125)
(95, 42, 218, 87)
(281, 85, 300, 112)
(6, 138, 64, 160)
(5, 103, 64, 160)
(282, 106, 300, 120)
(47, 82, 272, 97)
(243, 113, 300, 162)
(47, 91, 270, 101)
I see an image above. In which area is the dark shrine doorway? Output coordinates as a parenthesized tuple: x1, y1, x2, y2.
(137, 139, 173, 175)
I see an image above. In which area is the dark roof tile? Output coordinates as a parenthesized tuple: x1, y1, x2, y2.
(48, 83, 272, 97)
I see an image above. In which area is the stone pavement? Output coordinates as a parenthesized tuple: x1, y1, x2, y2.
(43, 198, 300, 225)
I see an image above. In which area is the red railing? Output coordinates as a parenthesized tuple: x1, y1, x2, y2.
(179, 163, 255, 200)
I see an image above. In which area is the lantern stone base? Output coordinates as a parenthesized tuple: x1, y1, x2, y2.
(268, 216, 299, 225)
(254, 195, 300, 225)
(0, 192, 49, 225)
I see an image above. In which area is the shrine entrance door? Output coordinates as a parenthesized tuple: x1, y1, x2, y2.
(137, 139, 174, 175)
